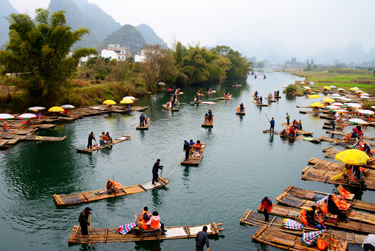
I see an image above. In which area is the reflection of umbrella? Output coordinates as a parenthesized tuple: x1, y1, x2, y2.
(347, 103, 362, 108)
(329, 85, 336, 88)
(335, 149, 370, 165)
(120, 99, 134, 104)
(304, 87, 311, 89)
(310, 102, 324, 107)
(48, 106, 64, 112)
(308, 95, 321, 99)
(302, 229, 327, 246)
(323, 98, 335, 103)
(202, 102, 218, 105)
(103, 100, 116, 105)
(349, 118, 368, 125)
(28, 106, 45, 111)
(158, 82, 165, 86)
(332, 103, 343, 107)
(0, 114, 14, 120)
(323, 86, 331, 90)
(61, 104, 75, 109)
(18, 113, 37, 119)
(358, 110, 375, 116)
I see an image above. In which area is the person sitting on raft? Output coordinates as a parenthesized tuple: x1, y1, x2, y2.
(139, 206, 151, 230)
(358, 140, 374, 159)
(288, 126, 297, 137)
(305, 205, 326, 230)
(327, 195, 349, 222)
(189, 139, 195, 146)
(3, 123, 9, 132)
(349, 165, 367, 187)
(345, 130, 357, 141)
(99, 132, 107, 146)
(147, 211, 167, 235)
(105, 132, 112, 143)
(354, 125, 364, 136)
(254, 91, 258, 97)
(297, 120, 303, 130)
(292, 119, 298, 127)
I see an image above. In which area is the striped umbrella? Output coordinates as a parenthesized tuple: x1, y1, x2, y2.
(332, 109, 348, 114)
(302, 229, 327, 246)
(347, 103, 362, 108)
(18, 113, 37, 119)
(28, 106, 45, 111)
(332, 103, 344, 107)
(358, 110, 375, 116)
(0, 114, 14, 120)
(329, 85, 336, 88)
(349, 118, 368, 125)
(61, 104, 75, 109)
(326, 106, 339, 110)
(330, 94, 341, 97)
(361, 96, 370, 99)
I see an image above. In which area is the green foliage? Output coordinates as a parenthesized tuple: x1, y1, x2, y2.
(285, 84, 299, 95)
(0, 9, 97, 106)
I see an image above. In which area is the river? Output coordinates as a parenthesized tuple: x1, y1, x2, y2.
(0, 71, 373, 251)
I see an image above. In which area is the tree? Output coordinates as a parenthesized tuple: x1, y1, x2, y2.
(0, 9, 97, 106)
(306, 59, 309, 65)
(311, 59, 314, 65)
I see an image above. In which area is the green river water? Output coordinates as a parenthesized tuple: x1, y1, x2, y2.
(0, 72, 373, 251)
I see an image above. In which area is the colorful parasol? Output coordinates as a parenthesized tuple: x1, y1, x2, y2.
(18, 113, 37, 119)
(302, 229, 327, 246)
(310, 102, 324, 108)
(0, 114, 14, 120)
(347, 103, 362, 109)
(308, 95, 321, 99)
(349, 118, 368, 125)
(335, 149, 370, 165)
(323, 98, 335, 103)
(28, 106, 45, 111)
(61, 104, 75, 109)
(48, 106, 64, 113)
(120, 99, 134, 104)
(103, 100, 116, 105)
(323, 86, 331, 90)
(358, 110, 374, 116)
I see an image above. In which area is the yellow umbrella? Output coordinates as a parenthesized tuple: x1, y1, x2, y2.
(120, 99, 134, 104)
(323, 98, 335, 103)
(48, 106, 64, 113)
(310, 102, 324, 108)
(103, 100, 116, 105)
(324, 86, 331, 90)
(350, 87, 359, 91)
(335, 149, 370, 165)
(308, 95, 321, 99)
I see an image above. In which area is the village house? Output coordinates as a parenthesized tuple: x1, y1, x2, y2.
(101, 44, 130, 61)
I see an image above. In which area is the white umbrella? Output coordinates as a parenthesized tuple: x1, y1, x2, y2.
(326, 106, 339, 110)
(358, 110, 375, 116)
(371, 106, 375, 109)
(28, 106, 45, 111)
(337, 88, 345, 91)
(61, 104, 75, 109)
(332, 103, 344, 107)
(329, 85, 336, 88)
(304, 87, 311, 89)
(158, 82, 165, 86)
(18, 113, 37, 119)
(347, 103, 362, 108)
(202, 102, 217, 105)
(333, 109, 348, 114)
(349, 118, 368, 125)
(360, 93, 370, 96)
(123, 96, 136, 100)
(330, 94, 341, 97)
(361, 96, 370, 99)
(0, 114, 14, 120)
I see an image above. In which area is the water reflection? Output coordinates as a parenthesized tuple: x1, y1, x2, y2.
(135, 240, 162, 251)
(151, 189, 161, 208)
(182, 166, 190, 182)
(268, 134, 274, 145)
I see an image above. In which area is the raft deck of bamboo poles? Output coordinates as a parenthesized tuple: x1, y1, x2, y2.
(68, 221, 224, 244)
(281, 123, 313, 135)
(76, 135, 131, 153)
(202, 117, 214, 127)
(53, 177, 168, 206)
(136, 119, 150, 130)
(181, 143, 206, 166)
(263, 130, 321, 143)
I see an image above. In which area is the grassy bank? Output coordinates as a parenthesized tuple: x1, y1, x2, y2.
(287, 69, 375, 95)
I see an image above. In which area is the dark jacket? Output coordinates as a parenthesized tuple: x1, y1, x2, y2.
(88, 133, 95, 142)
(184, 142, 190, 152)
(140, 115, 145, 122)
(78, 209, 90, 225)
(208, 111, 212, 117)
(327, 198, 339, 212)
(306, 209, 318, 227)
(195, 230, 209, 248)
(152, 162, 163, 173)
(270, 119, 275, 126)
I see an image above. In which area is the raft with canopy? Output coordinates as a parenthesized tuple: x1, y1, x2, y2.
(76, 135, 131, 153)
(54, 176, 168, 206)
(240, 209, 365, 245)
(68, 220, 224, 244)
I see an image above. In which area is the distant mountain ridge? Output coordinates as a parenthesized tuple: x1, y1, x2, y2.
(136, 24, 167, 47)
(0, 0, 19, 48)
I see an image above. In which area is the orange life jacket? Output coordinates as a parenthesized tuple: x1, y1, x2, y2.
(150, 218, 160, 229)
(108, 180, 121, 189)
(140, 210, 150, 230)
(300, 209, 309, 227)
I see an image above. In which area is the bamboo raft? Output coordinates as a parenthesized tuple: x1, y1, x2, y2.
(326, 130, 375, 141)
(193, 101, 201, 104)
(181, 143, 206, 165)
(236, 111, 245, 115)
(323, 125, 343, 130)
(76, 135, 131, 153)
(219, 97, 231, 100)
(258, 204, 375, 234)
(136, 119, 150, 130)
(163, 106, 179, 111)
(296, 105, 313, 108)
(277, 185, 375, 214)
(68, 221, 224, 244)
(320, 135, 375, 148)
(202, 117, 214, 127)
(281, 123, 313, 135)
(170, 92, 184, 95)
(299, 110, 328, 114)
(265, 98, 276, 102)
(240, 209, 365, 245)
(308, 156, 375, 170)
(302, 168, 375, 191)
(276, 184, 375, 225)
(263, 130, 321, 143)
(320, 114, 336, 120)
(0, 133, 66, 142)
(257, 103, 268, 107)
(53, 177, 168, 206)
(274, 96, 281, 99)
(252, 225, 349, 251)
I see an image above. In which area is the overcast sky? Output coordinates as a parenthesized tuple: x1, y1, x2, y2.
(9, 0, 375, 58)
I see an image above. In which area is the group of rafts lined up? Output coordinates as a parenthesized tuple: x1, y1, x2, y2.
(62, 85, 256, 246)
(246, 87, 375, 251)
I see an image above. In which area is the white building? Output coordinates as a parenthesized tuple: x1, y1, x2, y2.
(135, 49, 146, 63)
(100, 44, 129, 61)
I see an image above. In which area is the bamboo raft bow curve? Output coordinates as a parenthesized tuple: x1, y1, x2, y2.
(240, 209, 366, 245)
(257, 204, 375, 234)
(299, 110, 329, 114)
(262, 130, 321, 143)
(256, 103, 269, 107)
(308, 156, 375, 170)
(162, 106, 179, 111)
(53, 177, 169, 206)
(277, 185, 375, 214)
(181, 143, 206, 166)
(202, 117, 214, 128)
(281, 123, 313, 135)
(301, 168, 375, 191)
(76, 135, 131, 153)
(136, 119, 150, 130)
(274, 95, 281, 99)
(68, 221, 224, 244)
(276, 185, 375, 225)
(236, 111, 245, 115)
(252, 225, 349, 251)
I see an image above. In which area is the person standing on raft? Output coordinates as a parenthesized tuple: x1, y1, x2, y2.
(87, 132, 95, 149)
(184, 140, 190, 161)
(140, 114, 145, 127)
(260, 197, 272, 221)
(269, 117, 275, 132)
(208, 110, 213, 122)
(152, 159, 164, 185)
(286, 113, 290, 125)
(78, 207, 92, 235)
(196, 225, 209, 251)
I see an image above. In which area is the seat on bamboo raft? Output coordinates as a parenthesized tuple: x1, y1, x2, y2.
(133, 213, 161, 237)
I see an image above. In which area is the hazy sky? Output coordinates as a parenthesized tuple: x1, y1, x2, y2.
(9, 0, 375, 57)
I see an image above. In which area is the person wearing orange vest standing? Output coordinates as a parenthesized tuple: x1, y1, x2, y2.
(140, 206, 151, 230)
(147, 211, 167, 235)
(260, 197, 272, 221)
